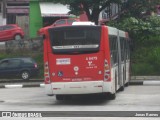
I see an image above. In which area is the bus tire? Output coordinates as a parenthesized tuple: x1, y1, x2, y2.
(108, 93, 116, 100)
(125, 82, 129, 87)
(102, 93, 116, 100)
(119, 70, 125, 91)
(65, 95, 72, 100)
(56, 95, 64, 100)
(119, 85, 124, 91)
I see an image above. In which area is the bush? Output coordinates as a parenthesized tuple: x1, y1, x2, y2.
(131, 63, 155, 75)
(108, 16, 160, 75)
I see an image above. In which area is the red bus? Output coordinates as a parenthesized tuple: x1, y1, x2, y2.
(43, 23, 130, 100)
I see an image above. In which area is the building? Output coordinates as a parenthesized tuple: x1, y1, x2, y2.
(29, 0, 74, 38)
(0, 0, 6, 25)
(99, 3, 120, 24)
(6, 0, 29, 37)
(0, 0, 3, 25)
(99, 0, 128, 24)
(78, 0, 128, 24)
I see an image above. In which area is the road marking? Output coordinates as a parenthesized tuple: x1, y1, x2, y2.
(5, 85, 23, 88)
(40, 84, 45, 87)
(143, 81, 160, 85)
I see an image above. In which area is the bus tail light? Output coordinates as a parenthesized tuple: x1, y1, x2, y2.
(44, 62, 51, 84)
(104, 59, 111, 81)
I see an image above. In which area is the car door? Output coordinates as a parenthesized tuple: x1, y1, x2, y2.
(2, 25, 14, 40)
(7, 59, 22, 77)
(0, 60, 10, 77)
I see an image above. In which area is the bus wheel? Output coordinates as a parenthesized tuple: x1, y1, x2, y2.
(65, 95, 72, 100)
(119, 85, 124, 91)
(56, 95, 64, 100)
(119, 71, 125, 91)
(102, 93, 116, 100)
(107, 93, 116, 100)
(125, 82, 129, 87)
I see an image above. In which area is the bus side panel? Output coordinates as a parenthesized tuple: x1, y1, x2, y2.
(101, 26, 115, 94)
(44, 31, 53, 96)
(125, 39, 131, 84)
(126, 60, 130, 83)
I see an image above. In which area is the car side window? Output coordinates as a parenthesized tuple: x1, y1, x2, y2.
(3, 25, 14, 30)
(0, 60, 9, 68)
(22, 58, 33, 66)
(9, 59, 21, 67)
(67, 19, 76, 24)
(55, 20, 66, 25)
(0, 26, 4, 31)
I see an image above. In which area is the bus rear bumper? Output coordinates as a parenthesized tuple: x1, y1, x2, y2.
(47, 81, 112, 95)
(45, 84, 53, 96)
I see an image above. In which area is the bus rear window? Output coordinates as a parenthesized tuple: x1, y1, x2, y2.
(48, 26, 101, 54)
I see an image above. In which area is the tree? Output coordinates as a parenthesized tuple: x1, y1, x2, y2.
(108, 16, 160, 75)
(48, 0, 121, 24)
(121, 0, 160, 19)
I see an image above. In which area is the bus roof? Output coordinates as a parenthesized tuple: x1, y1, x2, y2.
(72, 21, 95, 26)
(119, 30, 128, 38)
(107, 26, 118, 36)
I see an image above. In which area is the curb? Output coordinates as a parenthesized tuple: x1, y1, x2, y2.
(0, 83, 45, 89)
(129, 81, 160, 85)
(0, 79, 43, 83)
(131, 76, 160, 80)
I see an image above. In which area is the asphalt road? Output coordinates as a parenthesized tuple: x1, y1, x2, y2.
(0, 85, 160, 118)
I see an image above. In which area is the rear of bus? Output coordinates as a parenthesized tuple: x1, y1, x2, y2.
(44, 25, 113, 99)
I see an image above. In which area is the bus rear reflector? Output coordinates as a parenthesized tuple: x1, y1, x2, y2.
(104, 59, 111, 81)
(44, 62, 51, 84)
(45, 77, 50, 84)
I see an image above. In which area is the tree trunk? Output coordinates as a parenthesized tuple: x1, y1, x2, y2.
(91, 8, 100, 25)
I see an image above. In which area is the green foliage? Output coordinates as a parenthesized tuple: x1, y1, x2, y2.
(121, 0, 160, 19)
(108, 16, 160, 75)
(48, 0, 121, 24)
(43, 0, 160, 25)
(132, 46, 160, 75)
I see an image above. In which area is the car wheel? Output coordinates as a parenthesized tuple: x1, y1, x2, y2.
(14, 34, 22, 40)
(21, 71, 30, 80)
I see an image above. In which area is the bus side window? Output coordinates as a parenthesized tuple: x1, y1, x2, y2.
(109, 35, 118, 66)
